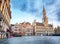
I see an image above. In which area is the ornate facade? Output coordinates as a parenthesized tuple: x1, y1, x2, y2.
(12, 23, 22, 33)
(11, 22, 33, 36)
(0, 0, 11, 33)
(21, 22, 33, 36)
(11, 6, 54, 36)
(32, 6, 54, 36)
(54, 26, 60, 34)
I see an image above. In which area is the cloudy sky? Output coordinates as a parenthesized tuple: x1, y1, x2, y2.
(10, 0, 60, 27)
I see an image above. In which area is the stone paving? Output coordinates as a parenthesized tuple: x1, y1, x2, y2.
(0, 36, 60, 44)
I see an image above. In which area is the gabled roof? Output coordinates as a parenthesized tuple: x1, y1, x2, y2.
(36, 22, 44, 26)
(21, 22, 31, 25)
(48, 24, 53, 27)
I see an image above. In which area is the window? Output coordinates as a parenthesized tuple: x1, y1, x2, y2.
(0, 0, 2, 7)
(5, 0, 6, 2)
(15, 29, 17, 31)
(19, 29, 21, 31)
(27, 29, 30, 32)
(0, 19, 2, 21)
(0, 1, 2, 3)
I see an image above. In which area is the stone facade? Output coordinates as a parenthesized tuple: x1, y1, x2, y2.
(32, 6, 54, 36)
(32, 20, 54, 36)
(54, 26, 60, 34)
(11, 22, 33, 36)
(0, 0, 11, 32)
(21, 22, 33, 36)
(11, 6, 54, 36)
(0, 0, 11, 38)
(13, 23, 22, 33)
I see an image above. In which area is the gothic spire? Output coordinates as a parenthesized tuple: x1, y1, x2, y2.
(43, 5, 48, 27)
(43, 5, 46, 17)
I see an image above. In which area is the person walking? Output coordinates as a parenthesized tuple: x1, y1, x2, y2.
(6, 32, 9, 38)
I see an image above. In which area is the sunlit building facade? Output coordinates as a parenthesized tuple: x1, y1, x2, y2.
(0, 0, 11, 32)
(21, 22, 33, 36)
(12, 23, 22, 34)
(11, 22, 33, 36)
(32, 7, 54, 36)
(11, 6, 54, 36)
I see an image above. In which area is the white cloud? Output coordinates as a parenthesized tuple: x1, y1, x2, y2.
(11, 0, 60, 27)
(45, 0, 60, 27)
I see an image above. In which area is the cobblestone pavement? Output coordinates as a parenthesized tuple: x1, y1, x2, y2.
(0, 36, 60, 44)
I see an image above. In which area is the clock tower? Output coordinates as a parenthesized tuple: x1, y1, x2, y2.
(43, 6, 48, 27)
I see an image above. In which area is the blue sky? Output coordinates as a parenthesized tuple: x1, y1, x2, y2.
(10, 0, 60, 27)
